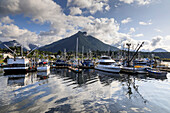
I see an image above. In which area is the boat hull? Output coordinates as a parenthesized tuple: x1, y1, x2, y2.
(37, 66, 50, 72)
(4, 67, 28, 74)
(95, 65, 121, 73)
(147, 69, 167, 76)
(121, 67, 148, 74)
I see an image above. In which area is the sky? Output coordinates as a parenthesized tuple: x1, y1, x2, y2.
(0, 0, 170, 51)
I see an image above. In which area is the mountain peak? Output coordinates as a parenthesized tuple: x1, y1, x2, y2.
(152, 48, 168, 52)
(39, 31, 118, 52)
(77, 31, 87, 35)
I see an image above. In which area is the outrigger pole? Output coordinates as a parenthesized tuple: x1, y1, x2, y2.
(4, 44, 17, 55)
(26, 47, 38, 56)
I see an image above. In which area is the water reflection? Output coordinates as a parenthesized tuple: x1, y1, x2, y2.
(0, 69, 169, 113)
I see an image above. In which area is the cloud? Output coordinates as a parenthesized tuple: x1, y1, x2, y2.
(151, 36, 163, 47)
(139, 21, 152, 25)
(121, 17, 132, 24)
(0, 0, 63, 23)
(119, 0, 152, 5)
(154, 28, 162, 33)
(0, 16, 14, 24)
(105, 5, 110, 11)
(0, 23, 38, 49)
(134, 34, 144, 37)
(69, 7, 82, 15)
(0, 0, 164, 52)
(129, 27, 135, 34)
(67, 0, 110, 14)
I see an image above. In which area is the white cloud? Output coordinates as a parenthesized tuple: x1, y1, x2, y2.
(134, 34, 144, 37)
(69, 7, 82, 15)
(0, 0, 166, 52)
(105, 5, 110, 11)
(139, 21, 152, 25)
(67, 0, 110, 14)
(119, 0, 152, 5)
(129, 27, 135, 34)
(0, 24, 27, 37)
(154, 28, 162, 33)
(0, 0, 64, 24)
(0, 23, 38, 49)
(121, 17, 132, 24)
(0, 16, 14, 24)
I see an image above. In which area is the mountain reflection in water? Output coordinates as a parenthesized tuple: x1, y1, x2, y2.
(0, 69, 169, 113)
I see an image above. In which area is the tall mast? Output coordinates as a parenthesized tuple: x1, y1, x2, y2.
(82, 46, 84, 62)
(64, 48, 66, 60)
(21, 45, 23, 57)
(76, 37, 78, 59)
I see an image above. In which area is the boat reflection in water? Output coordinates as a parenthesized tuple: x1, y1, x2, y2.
(0, 69, 169, 113)
(7, 73, 38, 87)
(37, 70, 50, 80)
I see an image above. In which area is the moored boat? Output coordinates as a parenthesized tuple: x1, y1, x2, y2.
(95, 56, 122, 73)
(3, 57, 30, 74)
(37, 62, 50, 72)
(146, 68, 167, 76)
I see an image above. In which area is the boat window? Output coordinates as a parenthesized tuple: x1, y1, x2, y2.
(10, 64, 26, 67)
(101, 57, 110, 59)
(99, 62, 114, 65)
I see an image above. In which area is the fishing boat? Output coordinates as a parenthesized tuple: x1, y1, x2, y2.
(146, 68, 167, 76)
(55, 59, 69, 66)
(95, 56, 122, 73)
(121, 59, 150, 74)
(37, 62, 50, 72)
(3, 44, 37, 74)
(80, 59, 94, 69)
(3, 57, 30, 74)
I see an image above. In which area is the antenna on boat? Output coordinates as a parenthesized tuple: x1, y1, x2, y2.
(26, 47, 38, 56)
(4, 44, 17, 55)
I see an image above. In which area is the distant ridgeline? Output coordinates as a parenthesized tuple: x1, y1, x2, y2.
(39, 31, 119, 52)
(0, 40, 38, 51)
(138, 52, 170, 59)
(0, 34, 170, 60)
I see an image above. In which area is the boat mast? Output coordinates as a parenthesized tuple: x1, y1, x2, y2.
(108, 47, 110, 56)
(21, 45, 23, 57)
(76, 37, 78, 59)
(126, 43, 131, 67)
(64, 48, 66, 60)
(82, 46, 84, 62)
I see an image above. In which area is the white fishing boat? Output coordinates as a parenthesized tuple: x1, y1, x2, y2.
(95, 56, 122, 73)
(3, 44, 38, 74)
(4, 57, 30, 74)
(37, 62, 50, 72)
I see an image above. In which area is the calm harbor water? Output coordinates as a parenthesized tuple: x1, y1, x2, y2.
(0, 69, 170, 113)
